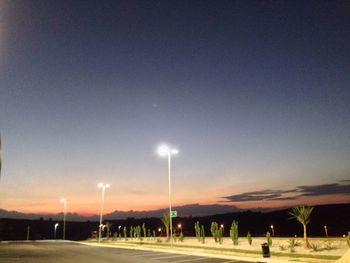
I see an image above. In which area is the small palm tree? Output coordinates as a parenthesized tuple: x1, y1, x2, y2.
(161, 214, 170, 241)
(289, 205, 314, 248)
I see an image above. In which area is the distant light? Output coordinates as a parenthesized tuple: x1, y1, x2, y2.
(106, 184, 110, 188)
(220, 224, 224, 228)
(157, 144, 179, 157)
(98, 183, 103, 188)
(178, 224, 182, 229)
(61, 198, 66, 204)
(157, 144, 169, 156)
(55, 223, 59, 228)
(270, 225, 274, 229)
(158, 228, 161, 232)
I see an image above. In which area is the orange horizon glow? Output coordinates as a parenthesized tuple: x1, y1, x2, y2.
(2, 194, 349, 216)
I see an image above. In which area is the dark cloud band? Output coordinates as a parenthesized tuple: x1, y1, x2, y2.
(223, 181, 350, 202)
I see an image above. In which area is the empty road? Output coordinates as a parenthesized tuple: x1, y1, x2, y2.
(0, 241, 254, 263)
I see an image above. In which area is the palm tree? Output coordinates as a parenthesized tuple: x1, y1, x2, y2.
(289, 205, 314, 248)
(161, 214, 170, 241)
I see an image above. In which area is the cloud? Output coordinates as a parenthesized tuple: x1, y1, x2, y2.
(297, 183, 350, 196)
(340, 179, 350, 183)
(223, 189, 294, 202)
(223, 181, 350, 203)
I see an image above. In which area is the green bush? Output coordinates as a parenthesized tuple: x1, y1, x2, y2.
(266, 231, 272, 246)
(179, 231, 184, 242)
(201, 225, 205, 244)
(194, 221, 201, 242)
(123, 226, 127, 240)
(218, 228, 223, 244)
(246, 232, 252, 245)
(210, 222, 219, 242)
(129, 226, 134, 238)
(229, 220, 239, 245)
(142, 223, 147, 238)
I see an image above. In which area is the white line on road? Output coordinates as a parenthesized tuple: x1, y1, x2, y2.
(171, 257, 207, 263)
(150, 254, 189, 260)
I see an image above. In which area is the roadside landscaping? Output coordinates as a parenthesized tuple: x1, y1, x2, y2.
(85, 236, 348, 263)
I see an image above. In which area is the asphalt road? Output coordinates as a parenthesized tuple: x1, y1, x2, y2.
(0, 241, 253, 263)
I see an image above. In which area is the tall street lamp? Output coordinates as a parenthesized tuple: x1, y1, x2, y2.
(60, 198, 67, 240)
(270, 225, 275, 236)
(98, 183, 110, 242)
(157, 144, 178, 247)
(54, 223, 59, 239)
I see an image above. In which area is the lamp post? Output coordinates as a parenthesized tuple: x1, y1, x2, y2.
(60, 198, 67, 240)
(157, 144, 178, 247)
(324, 225, 328, 237)
(270, 225, 275, 236)
(54, 223, 59, 239)
(98, 183, 110, 242)
(220, 224, 224, 236)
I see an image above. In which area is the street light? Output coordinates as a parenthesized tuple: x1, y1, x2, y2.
(324, 225, 328, 237)
(157, 144, 178, 247)
(98, 183, 110, 242)
(60, 198, 67, 240)
(220, 224, 224, 235)
(270, 225, 275, 236)
(54, 223, 59, 239)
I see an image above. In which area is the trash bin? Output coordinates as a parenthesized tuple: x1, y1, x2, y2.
(261, 242, 270, 257)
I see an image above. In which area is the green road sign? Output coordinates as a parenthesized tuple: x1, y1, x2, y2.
(170, 211, 177, 218)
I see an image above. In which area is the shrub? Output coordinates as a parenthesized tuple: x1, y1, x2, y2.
(179, 231, 184, 242)
(229, 220, 239, 245)
(194, 221, 201, 242)
(266, 231, 272, 246)
(123, 226, 127, 240)
(347, 232, 350, 248)
(310, 242, 321, 252)
(218, 228, 223, 244)
(134, 225, 141, 239)
(201, 225, 205, 244)
(324, 240, 336, 251)
(142, 223, 147, 238)
(129, 226, 134, 238)
(279, 244, 287, 251)
(210, 222, 219, 242)
(246, 232, 252, 245)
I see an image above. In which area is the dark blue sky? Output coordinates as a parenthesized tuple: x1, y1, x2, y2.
(0, 0, 349, 214)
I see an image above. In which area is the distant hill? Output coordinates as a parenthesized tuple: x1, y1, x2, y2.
(0, 203, 243, 221)
(0, 203, 348, 240)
